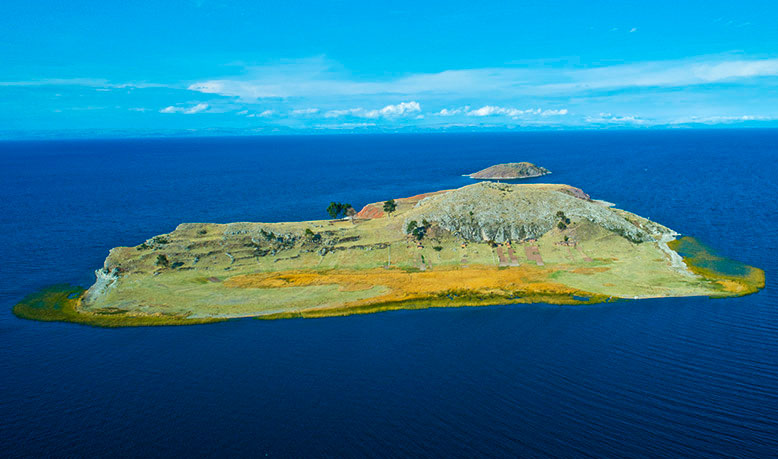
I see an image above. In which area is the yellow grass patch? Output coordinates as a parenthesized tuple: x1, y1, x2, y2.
(571, 267, 611, 274)
(225, 264, 597, 315)
(717, 279, 748, 294)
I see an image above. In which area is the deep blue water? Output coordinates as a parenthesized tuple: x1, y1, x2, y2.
(1, 131, 776, 457)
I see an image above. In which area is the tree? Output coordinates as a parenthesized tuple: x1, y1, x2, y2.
(383, 199, 397, 216)
(326, 202, 355, 219)
(555, 210, 571, 230)
(327, 202, 342, 219)
(406, 220, 428, 241)
(412, 226, 426, 240)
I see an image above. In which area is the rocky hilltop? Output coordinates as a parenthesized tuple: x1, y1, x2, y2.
(403, 182, 665, 243)
(467, 162, 550, 179)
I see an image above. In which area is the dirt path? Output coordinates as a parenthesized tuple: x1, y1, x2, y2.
(575, 246, 593, 262)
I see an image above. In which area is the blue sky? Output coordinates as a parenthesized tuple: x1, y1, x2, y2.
(2, 0, 778, 137)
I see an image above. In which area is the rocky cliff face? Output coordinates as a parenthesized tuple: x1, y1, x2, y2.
(403, 182, 664, 243)
(82, 266, 119, 305)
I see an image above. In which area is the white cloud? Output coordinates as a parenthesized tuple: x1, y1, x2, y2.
(437, 107, 466, 116)
(185, 55, 778, 103)
(630, 27, 638, 33)
(585, 112, 647, 124)
(466, 106, 567, 118)
(324, 108, 362, 118)
(468, 106, 527, 117)
(669, 114, 775, 124)
(324, 101, 420, 119)
(378, 101, 421, 116)
(541, 109, 568, 116)
(159, 103, 209, 114)
(314, 122, 377, 130)
(0, 78, 167, 89)
(247, 110, 274, 118)
(292, 108, 320, 115)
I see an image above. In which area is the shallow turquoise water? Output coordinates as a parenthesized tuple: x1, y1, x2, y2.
(672, 237, 755, 278)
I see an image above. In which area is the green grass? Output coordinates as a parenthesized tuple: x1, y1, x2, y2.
(13, 284, 224, 327)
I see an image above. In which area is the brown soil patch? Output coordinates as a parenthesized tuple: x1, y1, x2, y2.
(355, 191, 450, 220)
(397, 190, 448, 203)
(507, 248, 519, 266)
(355, 204, 384, 219)
(525, 245, 544, 266)
(496, 247, 508, 266)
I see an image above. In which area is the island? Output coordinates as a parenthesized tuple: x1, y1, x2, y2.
(14, 182, 764, 326)
(466, 162, 551, 180)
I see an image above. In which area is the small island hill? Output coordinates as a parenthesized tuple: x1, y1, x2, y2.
(466, 162, 551, 180)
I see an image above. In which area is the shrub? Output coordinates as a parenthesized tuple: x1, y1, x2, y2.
(155, 254, 170, 267)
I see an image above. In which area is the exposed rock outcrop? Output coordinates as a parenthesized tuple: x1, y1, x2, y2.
(403, 182, 661, 243)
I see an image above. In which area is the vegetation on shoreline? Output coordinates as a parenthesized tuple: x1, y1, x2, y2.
(668, 237, 765, 296)
(13, 285, 223, 327)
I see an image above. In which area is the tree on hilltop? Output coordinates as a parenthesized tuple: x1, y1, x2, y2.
(383, 199, 397, 216)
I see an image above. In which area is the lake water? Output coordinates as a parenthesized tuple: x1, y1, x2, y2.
(1, 131, 776, 457)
